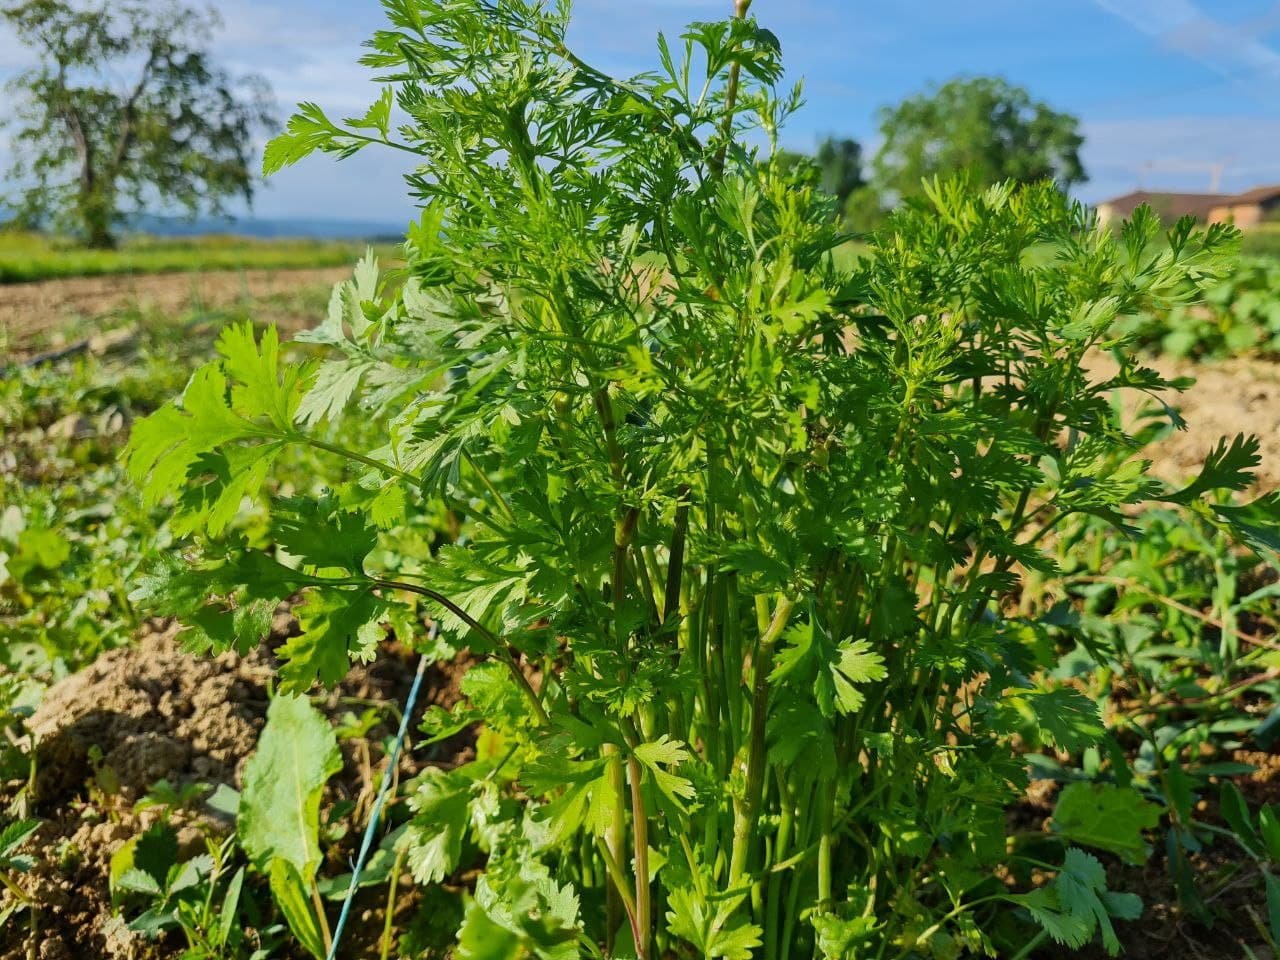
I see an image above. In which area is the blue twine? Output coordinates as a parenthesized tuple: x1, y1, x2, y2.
(326, 646, 431, 960)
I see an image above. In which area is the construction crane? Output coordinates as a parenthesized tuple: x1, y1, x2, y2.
(1138, 156, 1236, 193)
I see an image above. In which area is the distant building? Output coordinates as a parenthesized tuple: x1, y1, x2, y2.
(1096, 186, 1280, 228)
(1207, 186, 1280, 229)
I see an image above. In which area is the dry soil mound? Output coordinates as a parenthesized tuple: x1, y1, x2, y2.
(2, 622, 467, 960)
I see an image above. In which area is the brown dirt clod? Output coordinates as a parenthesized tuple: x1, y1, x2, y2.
(1, 267, 351, 358)
(1, 619, 469, 960)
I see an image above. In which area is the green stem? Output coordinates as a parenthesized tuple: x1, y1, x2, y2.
(311, 881, 333, 956)
(380, 846, 409, 960)
(626, 755, 652, 960)
(816, 778, 834, 912)
(710, 0, 754, 178)
(663, 491, 691, 625)
(336, 127, 421, 157)
(596, 833, 642, 951)
(0, 871, 31, 906)
(605, 748, 629, 953)
(900, 895, 1005, 958)
(764, 770, 793, 960)
(703, 574, 725, 774)
(729, 596, 797, 886)
(462, 448, 516, 522)
(370, 578, 550, 726)
(1010, 929, 1048, 960)
(779, 777, 816, 960)
(300, 435, 421, 488)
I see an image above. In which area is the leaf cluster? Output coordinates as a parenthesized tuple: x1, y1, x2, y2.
(123, 1, 1280, 957)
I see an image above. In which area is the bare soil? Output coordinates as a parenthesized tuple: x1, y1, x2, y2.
(0, 266, 349, 357)
(1099, 352, 1280, 492)
(0, 618, 469, 960)
(1033, 745, 1280, 960)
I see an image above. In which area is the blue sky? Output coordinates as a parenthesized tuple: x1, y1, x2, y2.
(3, 0, 1280, 227)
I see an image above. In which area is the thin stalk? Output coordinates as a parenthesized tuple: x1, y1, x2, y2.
(1070, 574, 1280, 653)
(1140, 667, 1279, 716)
(710, 0, 755, 178)
(764, 769, 793, 960)
(380, 846, 409, 960)
(333, 127, 421, 156)
(663, 491, 691, 625)
(18, 877, 34, 960)
(461, 448, 516, 523)
(703, 574, 725, 773)
(311, 881, 334, 956)
(580, 832, 595, 888)
(729, 596, 797, 885)
(626, 755, 652, 960)
(596, 834, 642, 950)
(300, 435, 422, 488)
(779, 776, 817, 960)
(580, 932, 610, 960)
(723, 574, 744, 757)
(816, 778, 834, 912)
(630, 548, 662, 637)
(899, 895, 1003, 958)
(605, 748, 629, 952)
(199, 851, 222, 931)
(1010, 929, 1048, 960)
(0, 871, 31, 907)
(369, 577, 550, 726)
(641, 545, 665, 618)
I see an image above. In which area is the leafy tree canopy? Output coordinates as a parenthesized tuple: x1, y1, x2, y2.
(872, 75, 1086, 204)
(1, 0, 275, 247)
(814, 137, 864, 203)
(778, 136, 865, 209)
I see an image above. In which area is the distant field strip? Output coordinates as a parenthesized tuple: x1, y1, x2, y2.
(0, 232, 397, 284)
(0, 266, 349, 358)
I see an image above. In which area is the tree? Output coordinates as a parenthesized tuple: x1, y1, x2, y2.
(872, 76, 1085, 205)
(777, 136, 865, 213)
(813, 137, 865, 208)
(1, 0, 275, 247)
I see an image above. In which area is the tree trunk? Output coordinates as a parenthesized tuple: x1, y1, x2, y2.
(79, 175, 117, 250)
(83, 204, 117, 249)
(65, 110, 117, 249)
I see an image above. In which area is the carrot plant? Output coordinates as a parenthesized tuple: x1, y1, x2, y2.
(125, 0, 1280, 956)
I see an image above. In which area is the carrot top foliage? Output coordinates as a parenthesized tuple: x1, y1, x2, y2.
(125, 1, 1277, 957)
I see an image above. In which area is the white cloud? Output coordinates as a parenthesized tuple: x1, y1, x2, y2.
(1091, 0, 1280, 87)
(251, 58, 384, 115)
(251, 144, 418, 222)
(0, 23, 35, 72)
(206, 0, 384, 115)
(213, 0, 362, 53)
(1079, 116, 1280, 201)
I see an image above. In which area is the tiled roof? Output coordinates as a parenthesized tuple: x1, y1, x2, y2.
(1097, 185, 1280, 215)
(1097, 190, 1224, 219)
(1226, 185, 1280, 205)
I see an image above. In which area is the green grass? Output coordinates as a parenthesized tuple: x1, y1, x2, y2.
(1241, 221, 1280, 259)
(831, 238, 870, 270)
(0, 230, 400, 284)
(0, 292, 379, 684)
